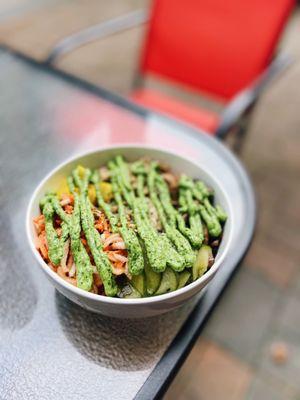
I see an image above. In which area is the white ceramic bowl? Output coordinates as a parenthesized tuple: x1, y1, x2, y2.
(26, 145, 233, 318)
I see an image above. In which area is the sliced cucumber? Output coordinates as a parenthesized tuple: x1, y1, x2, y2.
(177, 270, 191, 289)
(155, 267, 178, 295)
(131, 273, 146, 296)
(145, 257, 161, 295)
(192, 245, 212, 281)
(138, 238, 161, 295)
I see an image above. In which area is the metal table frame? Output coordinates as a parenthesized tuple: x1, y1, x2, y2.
(0, 44, 256, 400)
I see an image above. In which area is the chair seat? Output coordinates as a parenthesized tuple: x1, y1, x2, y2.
(130, 88, 219, 134)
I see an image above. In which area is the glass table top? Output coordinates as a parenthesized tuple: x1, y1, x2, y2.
(0, 48, 255, 400)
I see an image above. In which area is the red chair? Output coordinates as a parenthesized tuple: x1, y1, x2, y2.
(46, 0, 295, 145)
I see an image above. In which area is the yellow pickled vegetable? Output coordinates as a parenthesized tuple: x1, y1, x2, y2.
(56, 178, 70, 198)
(88, 184, 96, 204)
(100, 182, 113, 202)
(76, 165, 86, 179)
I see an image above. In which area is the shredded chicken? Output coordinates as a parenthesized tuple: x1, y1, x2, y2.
(57, 266, 77, 286)
(208, 254, 215, 268)
(124, 261, 131, 279)
(162, 172, 179, 190)
(99, 166, 110, 181)
(68, 262, 76, 278)
(203, 226, 209, 244)
(64, 205, 74, 214)
(211, 239, 220, 248)
(103, 233, 123, 248)
(112, 253, 128, 263)
(110, 263, 126, 276)
(37, 231, 48, 260)
(107, 252, 128, 264)
(67, 253, 73, 268)
(111, 241, 126, 250)
(60, 198, 71, 206)
(92, 207, 102, 218)
(157, 161, 170, 172)
(33, 215, 45, 235)
(60, 194, 74, 205)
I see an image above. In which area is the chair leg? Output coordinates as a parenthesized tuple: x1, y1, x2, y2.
(233, 117, 249, 153)
(132, 72, 144, 91)
(232, 108, 255, 154)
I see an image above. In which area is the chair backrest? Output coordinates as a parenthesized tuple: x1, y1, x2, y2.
(139, 0, 294, 100)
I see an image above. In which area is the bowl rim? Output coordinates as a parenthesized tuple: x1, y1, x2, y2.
(26, 143, 234, 305)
